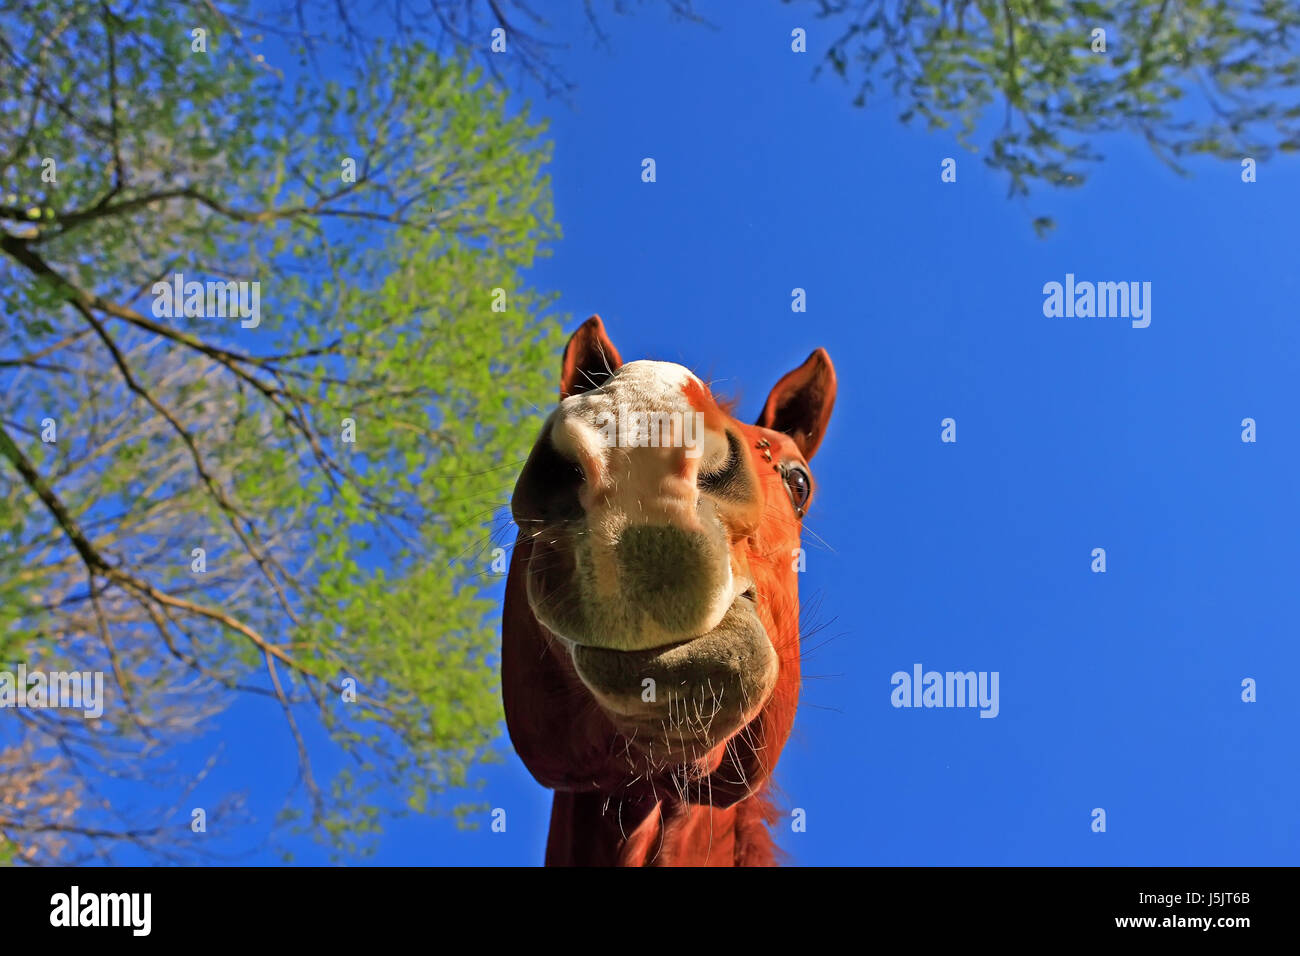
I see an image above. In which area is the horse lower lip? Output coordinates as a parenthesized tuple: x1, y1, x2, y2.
(568, 597, 775, 707)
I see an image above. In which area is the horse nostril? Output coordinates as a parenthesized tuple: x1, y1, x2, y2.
(512, 430, 586, 524)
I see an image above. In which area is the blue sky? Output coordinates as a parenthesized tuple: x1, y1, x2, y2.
(105, 2, 1300, 865)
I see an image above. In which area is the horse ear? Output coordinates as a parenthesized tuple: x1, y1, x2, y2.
(756, 348, 836, 460)
(560, 315, 623, 401)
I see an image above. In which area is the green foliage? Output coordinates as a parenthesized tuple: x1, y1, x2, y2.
(0, 0, 562, 860)
(800, 0, 1300, 210)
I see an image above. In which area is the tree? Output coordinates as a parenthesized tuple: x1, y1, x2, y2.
(0, 0, 561, 861)
(794, 0, 1300, 229)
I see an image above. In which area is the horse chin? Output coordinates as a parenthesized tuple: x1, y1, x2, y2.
(565, 590, 779, 767)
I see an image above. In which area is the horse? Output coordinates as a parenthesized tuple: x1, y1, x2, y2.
(502, 315, 835, 865)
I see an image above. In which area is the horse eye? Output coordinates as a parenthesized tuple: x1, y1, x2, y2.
(699, 430, 743, 494)
(782, 465, 811, 515)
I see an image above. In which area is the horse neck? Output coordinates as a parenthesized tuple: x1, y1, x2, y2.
(544, 788, 779, 867)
